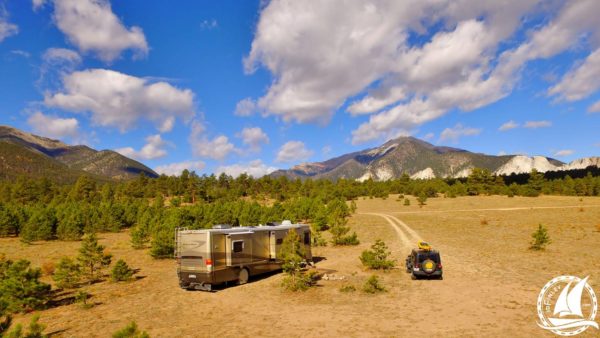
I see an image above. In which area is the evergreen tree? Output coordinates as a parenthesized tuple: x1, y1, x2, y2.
(0, 205, 19, 237)
(0, 255, 51, 313)
(20, 206, 56, 243)
(69, 176, 96, 202)
(530, 224, 551, 251)
(360, 240, 395, 270)
(112, 321, 150, 338)
(55, 206, 83, 241)
(111, 259, 133, 282)
(52, 257, 81, 289)
(77, 234, 112, 282)
(279, 230, 313, 291)
(4, 314, 47, 338)
(417, 193, 427, 208)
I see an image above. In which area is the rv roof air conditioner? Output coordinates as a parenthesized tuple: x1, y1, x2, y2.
(212, 224, 232, 229)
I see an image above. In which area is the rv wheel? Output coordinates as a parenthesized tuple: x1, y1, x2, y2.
(238, 268, 249, 285)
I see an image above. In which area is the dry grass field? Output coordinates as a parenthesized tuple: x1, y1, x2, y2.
(3, 195, 600, 337)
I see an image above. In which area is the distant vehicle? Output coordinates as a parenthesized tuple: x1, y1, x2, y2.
(175, 221, 312, 291)
(405, 242, 443, 280)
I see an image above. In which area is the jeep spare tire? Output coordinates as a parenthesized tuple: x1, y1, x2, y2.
(422, 259, 436, 274)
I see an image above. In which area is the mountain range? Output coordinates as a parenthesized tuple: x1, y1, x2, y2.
(1, 125, 599, 183)
(271, 136, 600, 181)
(0, 126, 157, 183)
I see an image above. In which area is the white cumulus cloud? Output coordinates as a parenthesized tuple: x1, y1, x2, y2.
(245, 1, 600, 144)
(548, 48, 600, 102)
(51, 0, 148, 61)
(588, 100, 600, 113)
(188, 120, 237, 161)
(43, 47, 82, 66)
(553, 149, 574, 157)
(27, 111, 79, 139)
(238, 127, 269, 151)
(524, 120, 552, 129)
(499, 120, 519, 131)
(275, 141, 313, 163)
(44, 69, 195, 132)
(215, 160, 277, 178)
(0, 6, 18, 42)
(155, 160, 205, 176)
(116, 134, 169, 160)
(234, 98, 257, 117)
(439, 123, 481, 143)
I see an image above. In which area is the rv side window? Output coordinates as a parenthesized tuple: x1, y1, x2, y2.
(304, 232, 310, 245)
(276, 238, 283, 245)
(233, 241, 244, 253)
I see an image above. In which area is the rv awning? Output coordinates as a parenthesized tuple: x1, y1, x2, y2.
(227, 231, 254, 236)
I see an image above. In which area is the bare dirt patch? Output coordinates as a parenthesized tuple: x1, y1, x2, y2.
(3, 195, 600, 337)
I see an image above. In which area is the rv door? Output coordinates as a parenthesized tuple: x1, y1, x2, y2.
(226, 232, 253, 266)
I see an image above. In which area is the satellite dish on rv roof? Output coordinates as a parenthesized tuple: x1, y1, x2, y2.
(282, 220, 292, 225)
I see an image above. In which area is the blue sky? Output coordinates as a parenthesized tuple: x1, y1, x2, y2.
(0, 0, 599, 176)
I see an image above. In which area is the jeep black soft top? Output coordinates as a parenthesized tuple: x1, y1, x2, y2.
(411, 249, 441, 263)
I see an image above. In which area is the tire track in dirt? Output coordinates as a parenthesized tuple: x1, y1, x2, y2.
(359, 212, 420, 249)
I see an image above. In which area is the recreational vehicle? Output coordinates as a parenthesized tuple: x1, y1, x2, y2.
(175, 221, 312, 291)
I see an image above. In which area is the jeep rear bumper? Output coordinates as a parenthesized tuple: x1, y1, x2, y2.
(412, 270, 442, 278)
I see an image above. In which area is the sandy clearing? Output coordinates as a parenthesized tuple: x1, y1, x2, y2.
(4, 196, 600, 337)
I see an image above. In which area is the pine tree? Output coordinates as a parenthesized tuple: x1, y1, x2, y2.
(20, 206, 56, 243)
(360, 240, 395, 270)
(0, 255, 51, 313)
(111, 259, 133, 282)
(417, 193, 427, 208)
(52, 257, 81, 289)
(77, 234, 112, 283)
(0, 205, 19, 237)
(530, 224, 551, 251)
(112, 321, 150, 338)
(278, 230, 313, 291)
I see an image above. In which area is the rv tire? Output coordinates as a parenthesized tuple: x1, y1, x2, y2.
(238, 268, 249, 285)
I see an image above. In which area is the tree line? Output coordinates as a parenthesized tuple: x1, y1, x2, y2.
(0, 167, 599, 254)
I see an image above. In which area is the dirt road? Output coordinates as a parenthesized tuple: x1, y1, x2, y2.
(359, 212, 419, 248)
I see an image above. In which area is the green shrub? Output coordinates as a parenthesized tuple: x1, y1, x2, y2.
(339, 284, 356, 293)
(333, 231, 360, 246)
(530, 224, 551, 251)
(111, 260, 133, 282)
(403, 198, 410, 206)
(279, 230, 317, 291)
(75, 291, 93, 309)
(0, 255, 51, 313)
(311, 230, 327, 247)
(362, 275, 386, 294)
(130, 225, 150, 250)
(4, 314, 46, 338)
(360, 240, 395, 270)
(52, 257, 81, 289)
(417, 193, 427, 208)
(170, 197, 181, 207)
(149, 228, 173, 259)
(112, 321, 150, 338)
